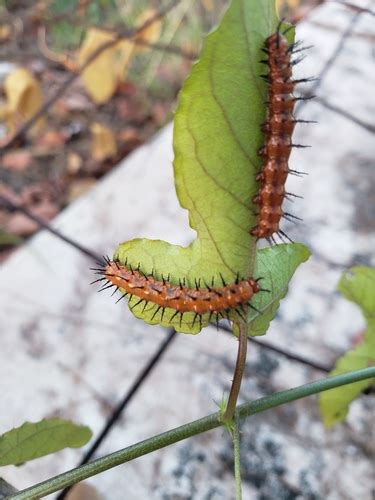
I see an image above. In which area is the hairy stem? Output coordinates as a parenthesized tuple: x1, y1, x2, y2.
(222, 322, 248, 423)
(8, 367, 375, 500)
(233, 416, 242, 500)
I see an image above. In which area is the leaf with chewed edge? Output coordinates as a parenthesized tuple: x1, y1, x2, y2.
(112, 0, 304, 335)
(0, 418, 92, 466)
(319, 267, 375, 427)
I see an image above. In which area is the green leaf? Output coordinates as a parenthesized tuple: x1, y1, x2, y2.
(0, 418, 92, 466)
(112, 0, 301, 334)
(319, 267, 375, 427)
(245, 243, 310, 336)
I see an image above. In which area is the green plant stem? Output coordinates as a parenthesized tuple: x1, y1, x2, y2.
(9, 367, 375, 500)
(223, 321, 248, 423)
(233, 416, 242, 500)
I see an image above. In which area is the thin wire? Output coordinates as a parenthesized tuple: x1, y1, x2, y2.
(332, 1, 375, 17)
(315, 96, 375, 134)
(295, 5, 364, 112)
(218, 323, 331, 372)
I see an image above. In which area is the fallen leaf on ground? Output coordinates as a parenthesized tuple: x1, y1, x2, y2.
(6, 212, 42, 236)
(6, 198, 59, 236)
(2, 67, 44, 135)
(78, 28, 135, 104)
(152, 102, 169, 125)
(133, 9, 163, 54)
(90, 122, 117, 162)
(116, 94, 148, 124)
(66, 152, 83, 175)
(2, 150, 32, 171)
(117, 127, 142, 144)
(36, 129, 66, 149)
(21, 183, 58, 207)
(67, 178, 96, 202)
(18, 183, 62, 234)
(0, 24, 11, 43)
(0, 184, 21, 206)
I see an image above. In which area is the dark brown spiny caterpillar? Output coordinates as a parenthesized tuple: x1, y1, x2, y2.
(251, 25, 314, 244)
(92, 257, 267, 328)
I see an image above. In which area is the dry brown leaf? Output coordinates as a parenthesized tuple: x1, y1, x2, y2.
(13, 182, 60, 236)
(275, 0, 300, 14)
(0, 25, 11, 42)
(6, 213, 40, 237)
(36, 129, 66, 149)
(66, 152, 83, 175)
(6, 192, 59, 236)
(78, 28, 134, 104)
(90, 122, 117, 162)
(117, 126, 142, 144)
(2, 150, 32, 171)
(134, 9, 163, 54)
(0, 184, 21, 206)
(67, 178, 96, 203)
(2, 68, 44, 136)
(201, 0, 214, 12)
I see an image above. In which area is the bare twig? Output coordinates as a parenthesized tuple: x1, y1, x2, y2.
(332, 1, 375, 17)
(296, 5, 364, 111)
(1, 0, 181, 151)
(307, 20, 375, 41)
(37, 24, 197, 66)
(219, 324, 375, 394)
(219, 322, 331, 372)
(315, 96, 375, 134)
(135, 38, 198, 60)
(0, 194, 100, 261)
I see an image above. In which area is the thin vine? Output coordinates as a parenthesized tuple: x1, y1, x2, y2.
(8, 367, 375, 500)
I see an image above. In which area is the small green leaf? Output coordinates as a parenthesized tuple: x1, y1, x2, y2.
(338, 266, 375, 320)
(319, 267, 375, 427)
(0, 418, 92, 466)
(246, 243, 310, 336)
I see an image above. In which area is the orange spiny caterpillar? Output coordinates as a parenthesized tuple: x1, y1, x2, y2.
(251, 24, 314, 244)
(92, 257, 267, 328)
